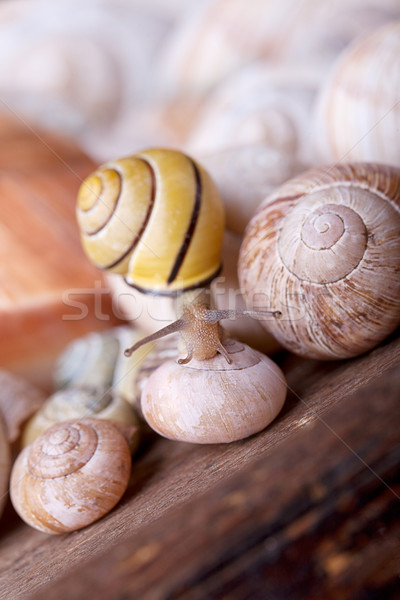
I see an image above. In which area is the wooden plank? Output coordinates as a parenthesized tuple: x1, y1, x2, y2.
(0, 333, 399, 599)
(0, 116, 120, 388)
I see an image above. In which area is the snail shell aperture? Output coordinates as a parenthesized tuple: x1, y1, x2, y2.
(239, 162, 400, 359)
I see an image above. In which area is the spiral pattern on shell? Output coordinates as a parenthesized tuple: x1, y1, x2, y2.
(76, 148, 225, 294)
(239, 163, 400, 359)
(10, 419, 132, 534)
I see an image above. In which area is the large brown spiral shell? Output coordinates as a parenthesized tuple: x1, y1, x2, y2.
(239, 163, 400, 359)
(10, 419, 132, 533)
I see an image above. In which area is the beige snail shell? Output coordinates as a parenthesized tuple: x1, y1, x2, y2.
(21, 387, 139, 450)
(0, 370, 45, 443)
(314, 21, 400, 165)
(10, 418, 134, 534)
(141, 339, 287, 444)
(0, 410, 11, 519)
(239, 162, 400, 360)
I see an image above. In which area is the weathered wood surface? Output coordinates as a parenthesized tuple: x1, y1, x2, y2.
(0, 332, 399, 600)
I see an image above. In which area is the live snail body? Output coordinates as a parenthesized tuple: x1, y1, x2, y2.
(77, 148, 286, 444)
(10, 418, 135, 534)
(239, 162, 400, 360)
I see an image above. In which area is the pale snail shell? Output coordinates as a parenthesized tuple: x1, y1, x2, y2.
(0, 0, 168, 140)
(10, 418, 133, 534)
(239, 162, 400, 360)
(0, 369, 45, 443)
(314, 21, 400, 166)
(0, 410, 11, 519)
(141, 339, 287, 444)
(158, 0, 400, 96)
(21, 388, 139, 449)
(53, 326, 149, 408)
(184, 63, 320, 234)
(76, 148, 225, 294)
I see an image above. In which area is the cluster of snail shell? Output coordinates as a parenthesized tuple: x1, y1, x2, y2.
(75, 140, 400, 449)
(6, 15, 400, 536)
(76, 148, 288, 446)
(0, 370, 46, 519)
(4, 330, 142, 534)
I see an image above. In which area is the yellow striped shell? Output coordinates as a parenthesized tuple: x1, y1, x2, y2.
(239, 162, 400, 360)
(76, 148, 225, 294)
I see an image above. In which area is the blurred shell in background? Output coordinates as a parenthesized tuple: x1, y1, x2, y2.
(0, 0, 170, 152)
(314, 21, 400, 165)
(186, 63, 318, 233)
(158, 0, 400, 96)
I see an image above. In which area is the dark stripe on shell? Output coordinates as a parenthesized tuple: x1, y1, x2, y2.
(123, 265, 222, 297)
(102, 158, 156, 270)
(167, 158, 202, 285)
(86, 170, 122, 235)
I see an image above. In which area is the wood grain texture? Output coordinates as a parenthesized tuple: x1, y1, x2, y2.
(0, 115, 120, 388)
(0, 332, 398, 599)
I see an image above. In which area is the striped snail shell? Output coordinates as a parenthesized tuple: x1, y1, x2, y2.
(10, 418, 134, 534)
(76, 148, 225, 294)
(239, 163, 400, 360)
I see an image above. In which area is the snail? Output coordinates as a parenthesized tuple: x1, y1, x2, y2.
(0, 410, 11, 519)
(10, 418, 135, 534)
(76, 148, 224, 294)
(21, 387, 140, 450)
(76, 148, 286, 444)
(238, 162, 400, 360)
(314, 21, 400, 166)
(123, 293, 286, 443)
